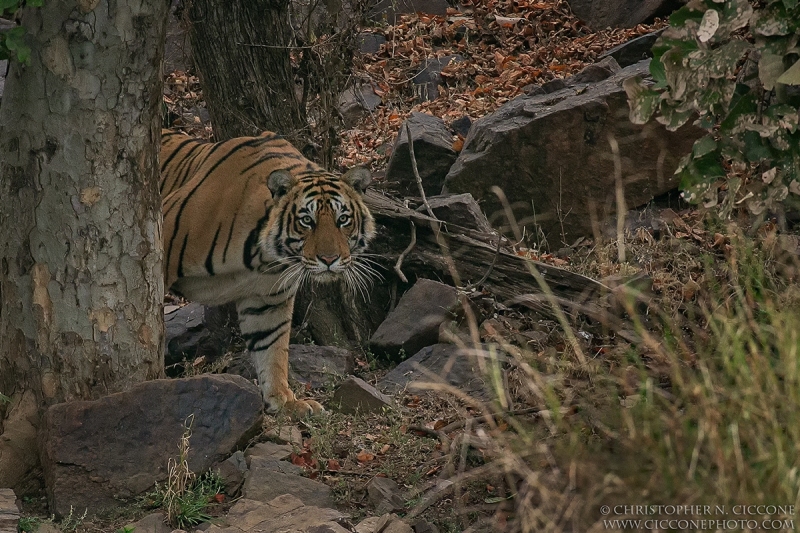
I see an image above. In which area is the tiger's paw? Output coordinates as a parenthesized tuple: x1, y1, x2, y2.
(264, 389, 325, 417)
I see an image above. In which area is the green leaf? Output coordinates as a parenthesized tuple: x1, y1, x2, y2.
(3, 26, 30, 64)
(782, 0, 798, 9)
(720, 89, 758, 132)
(776, 58, 800, 85)
(27, 0, 43, 5)
(669, 5, 705, 26)
(752, 3, 792, 36)
(623, 77, 660, 124)
(649, 56, 667, 87)
(744, 130, 774, 161)
(693, 135, 718, 158)
(760, 51, 786, 90)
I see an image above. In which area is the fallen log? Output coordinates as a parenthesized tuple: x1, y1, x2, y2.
(293, 190, 630, 347)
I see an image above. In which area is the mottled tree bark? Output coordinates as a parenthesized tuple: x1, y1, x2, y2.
(0, 0, 167, 489)
(186, 0, 306, 143)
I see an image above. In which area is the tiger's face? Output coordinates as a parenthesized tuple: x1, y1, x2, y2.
(260, 167, 377, 292)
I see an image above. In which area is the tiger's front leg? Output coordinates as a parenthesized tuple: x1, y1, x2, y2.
(235, 294, 324, 416)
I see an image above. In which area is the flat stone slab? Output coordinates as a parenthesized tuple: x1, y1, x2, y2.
(242, 457, 333, 508)
(206, 495, 348, 533)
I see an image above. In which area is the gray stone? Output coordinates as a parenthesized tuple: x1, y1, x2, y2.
(451, 116, 472, 138)
(245, 442, 293, 462)
(367, 477, 405, 514)
(331, 377, 393, 415)
(379, 344, 495, 400)
(369, 514, 415, 533)
(567, 0, 685, 29)
(599, 30, 665, 67)
(358, 33, 387, 55)
(214, 451, 248, 496)
(0, 60, 7, 102)
(339, 84, 383, 128)
(411, 519, 440, 533)
(386, 113, 457, 198)
(264, 425, 304, 446)
(370, 279, 459, 360)
(205, 495, 348, 533)
(124, 512, 171, 533)
(40, 374, 263, 517)
(242, 457, 333, 508)
(416, 193, 493, 233)
(413, 55, 464, 102)
(289, 344, 355, 389)
(0, 489, 19, 533)
(443, 60, 704, 244)
(164, 303, 238, 371)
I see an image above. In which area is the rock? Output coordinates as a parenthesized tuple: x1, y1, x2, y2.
(0, 390, 38, 489)
(570, 56, 621, 84)
(339, 84, 383, 128)
(164, 303, 238, 372)
(566, 0, 684, 29)
(378, 344, 496, 400)
(214, 451, 248, 497)
(358, 33, 386, 54)
(368, 0, 449, 23)
(289, 344, 354, 389)
(39, 374, 263, 517)
(355, 516, 384, 533)
(411, 519, 440, 533)
(599, 29, 665, 67)
(242, 457, 333, 508)
(370, 279, 459, 360)
(244, 442, 293, 462)
(443, 60, 703, 244)
(415, 193, 493, 233)
(0, 489, 19, 533)
(386, 113, 457, 198)
(451, 116, 472, 138)
(124, 512, 171, 533)
(330, 377, 393, 415)
(205, 495, 348, 533)
(367, 477, 405, 514)
(412, 55, 464, 102)
(264, 425, 303, 446)
(371, 514, 415, 533)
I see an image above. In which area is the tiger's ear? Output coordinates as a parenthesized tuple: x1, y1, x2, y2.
(342, 167, 371, 194)
(268, 170, 296, 198)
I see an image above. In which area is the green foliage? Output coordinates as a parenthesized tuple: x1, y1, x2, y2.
(0, 0, 42, 64)
(16, 516, 40, 533)
(625, 0, 800, 217)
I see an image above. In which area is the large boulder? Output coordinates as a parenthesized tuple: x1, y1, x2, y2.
(386, 113, 457, 198)
(40, 374, 262, 516)
(567, 0, 684, 29)
(443, 59, 703, 244)
(164, 302, 238, 371)
(378, 343, 498, 401)
(369, 279, 459, 360)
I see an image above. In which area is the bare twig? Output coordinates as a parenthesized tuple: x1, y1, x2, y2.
(461, 233, 502, 291)
(393, 220, 417, 283)
(405, 121, 437, 221)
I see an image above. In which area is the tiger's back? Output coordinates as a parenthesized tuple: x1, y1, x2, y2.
(159, 129, 375, 415)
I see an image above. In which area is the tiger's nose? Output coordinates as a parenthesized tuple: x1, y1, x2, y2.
(318, 254, 339, 266)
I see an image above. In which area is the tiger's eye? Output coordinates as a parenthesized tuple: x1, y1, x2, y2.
(338, 214, 351, 226)
(300, 215, 314, 226)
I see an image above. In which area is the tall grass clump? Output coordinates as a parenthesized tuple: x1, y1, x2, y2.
(473, 239, 800, 532)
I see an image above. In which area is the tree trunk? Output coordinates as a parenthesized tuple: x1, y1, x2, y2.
(0, 0, 167, 490)
(186, 0, 306, 143)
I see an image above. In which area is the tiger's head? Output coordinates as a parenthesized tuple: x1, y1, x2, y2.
(260, 167, 377, 293)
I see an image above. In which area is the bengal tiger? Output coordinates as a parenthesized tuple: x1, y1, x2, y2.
(160, 129, 376, 416)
